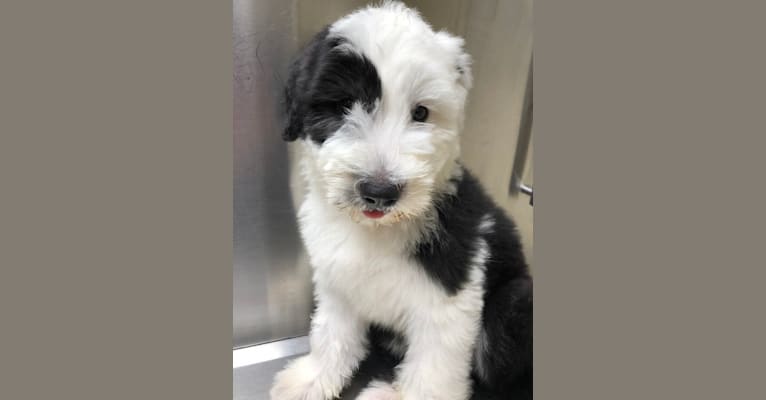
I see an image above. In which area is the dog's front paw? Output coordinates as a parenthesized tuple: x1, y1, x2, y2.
(270, 356, 338, 400)
(355, 380, 401, 400)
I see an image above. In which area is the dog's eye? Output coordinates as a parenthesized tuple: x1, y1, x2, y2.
(412, 105, 429, 122)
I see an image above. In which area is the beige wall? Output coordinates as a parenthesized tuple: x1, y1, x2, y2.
(414, 0, 534, 265)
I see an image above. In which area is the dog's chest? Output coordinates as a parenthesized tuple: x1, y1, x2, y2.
(298, 200, 442, 325)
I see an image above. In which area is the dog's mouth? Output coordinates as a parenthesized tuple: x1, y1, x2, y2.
(362, 210, 386, 219)
(351, 205, 415, 225)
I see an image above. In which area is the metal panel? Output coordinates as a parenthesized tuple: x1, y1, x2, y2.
(233, 0, 310, 348)
(233, 0, 375, 349)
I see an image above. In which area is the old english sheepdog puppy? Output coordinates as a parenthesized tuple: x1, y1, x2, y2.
(270, 2, 532, 399)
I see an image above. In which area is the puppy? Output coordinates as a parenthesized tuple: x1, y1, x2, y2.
(270, 2, 532, 399)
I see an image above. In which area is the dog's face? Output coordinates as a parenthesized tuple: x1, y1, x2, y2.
(284, 3, 472, 226)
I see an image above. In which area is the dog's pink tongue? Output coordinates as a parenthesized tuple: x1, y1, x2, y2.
(363, 210, 385, 219)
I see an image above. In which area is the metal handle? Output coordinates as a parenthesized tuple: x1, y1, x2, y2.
(518, 182, 533, 206)
(509, 56, 533, 207)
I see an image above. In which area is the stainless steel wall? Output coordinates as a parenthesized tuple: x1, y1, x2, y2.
(233, 0, 533, 350)
(233, 0, 310, 349)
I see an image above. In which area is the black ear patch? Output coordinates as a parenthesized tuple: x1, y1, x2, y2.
(283, 27, 382, 144)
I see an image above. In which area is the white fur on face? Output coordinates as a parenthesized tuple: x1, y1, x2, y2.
(302, 1, 472, 227)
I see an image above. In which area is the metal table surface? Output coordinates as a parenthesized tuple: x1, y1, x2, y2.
(233, 338, 512, 400)
(234, 336, 399, 400)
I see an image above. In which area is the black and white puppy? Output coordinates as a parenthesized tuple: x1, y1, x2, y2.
(271, 2, 532, 399)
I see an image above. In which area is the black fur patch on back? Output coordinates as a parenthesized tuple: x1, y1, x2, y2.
(412, 168, 529, 295)
(283, 27, 382, 144)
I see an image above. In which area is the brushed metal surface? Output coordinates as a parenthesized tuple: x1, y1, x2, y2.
(233, 0, 310, 349)
(233, 0, 387, 349)
(234, 356, 296, 400)
(233, 0, 533, 351)
(233, 336, 309, 369)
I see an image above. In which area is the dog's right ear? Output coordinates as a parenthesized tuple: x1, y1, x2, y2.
(282, 27, 331, 142)
(282, 61, 304, 142)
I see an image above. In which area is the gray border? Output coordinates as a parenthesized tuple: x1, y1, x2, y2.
(0, 1, 232, 399)
(2, 1, 766, 399)
(536, 0, 766, 398)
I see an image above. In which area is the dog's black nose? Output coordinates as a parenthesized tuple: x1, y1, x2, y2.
(358, 180, 402, 208)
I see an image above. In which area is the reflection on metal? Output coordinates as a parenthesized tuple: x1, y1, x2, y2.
(233, 336, 309, 369)
(519, 182, 534, 206)
(233, 0, 314, 349)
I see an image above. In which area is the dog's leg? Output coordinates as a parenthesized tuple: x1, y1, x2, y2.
(270, 292, 368, 400)
(477, 277, 533, 390)
(355, 380, 401, 400)
(393, 305, 481, 400)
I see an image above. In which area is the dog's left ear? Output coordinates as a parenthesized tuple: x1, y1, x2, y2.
(434, 31, 473, 90)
